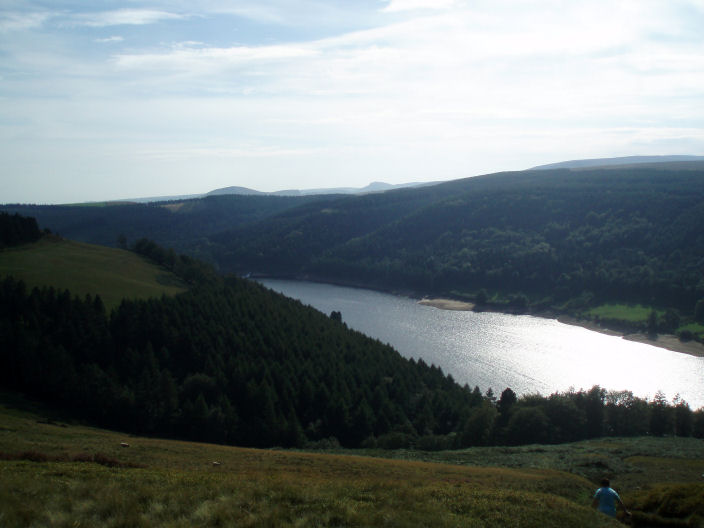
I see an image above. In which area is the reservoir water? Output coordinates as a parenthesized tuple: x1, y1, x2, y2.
(260, 279, 704, 409)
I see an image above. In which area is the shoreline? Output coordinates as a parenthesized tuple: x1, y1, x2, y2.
(419, 298, 704, 358)
(255, 277, 704, 359)
(418, 298, 476, 311)
(556, 315, 704, 358)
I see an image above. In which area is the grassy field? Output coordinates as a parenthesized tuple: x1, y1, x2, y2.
(586, 304, 659, 323)
(0, 395, 624, 528)
(2, 395, 703, 527)
(0, 237, 187, 311)
(679, 322, 704, 340)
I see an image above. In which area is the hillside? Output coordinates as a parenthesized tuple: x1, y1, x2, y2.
(308, 166, 704, 306)
(530, 155, 704, 170)
(0, 194, 328, 257)
(3, 396, 703, 527)
(0, 237, 187, 311)
(206, 165, 704, 326)
(3, 162, 704, 338)
(0, 397, 621, 528)
(3, 232, 703, 452)
(1, 234, 487, 450)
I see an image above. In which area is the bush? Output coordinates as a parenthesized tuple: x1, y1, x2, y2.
(376, 432, 414, 450)
(416, 434, 457, 451)
(677, 329, 694, 342)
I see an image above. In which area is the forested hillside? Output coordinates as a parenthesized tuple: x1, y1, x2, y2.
(310, 167, 704, 308)
(210, 165, 704, 324)
(2, 231, 703, 449)
(3, 163, 704, 326)
(0, 233, 480, 448)
(0, 194, 327, 258)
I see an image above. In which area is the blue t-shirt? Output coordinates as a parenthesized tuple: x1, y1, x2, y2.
(593, 486, 620, 516)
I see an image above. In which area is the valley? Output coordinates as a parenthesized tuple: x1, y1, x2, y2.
(2, 160, 704, 527)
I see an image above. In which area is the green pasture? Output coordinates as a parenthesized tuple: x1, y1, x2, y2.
(2, 395, 703, 527)
(586, 304, 659, 323)
(0, 237, 187, 311)
(679, 322, 704, 340)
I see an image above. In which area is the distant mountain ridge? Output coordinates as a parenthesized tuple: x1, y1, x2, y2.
(206, 180, 434, 197)
(4, 157, 704, 324)
(107, 181, 433, 204)
(530, 155, 704, 170)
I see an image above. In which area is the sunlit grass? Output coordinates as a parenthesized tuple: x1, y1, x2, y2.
(0, 237, 187, 310)
(586, 303, 658, 323)
(4, 395, 703, 526)
(0, 396, 619, 528)
(678, 322, 704, 340)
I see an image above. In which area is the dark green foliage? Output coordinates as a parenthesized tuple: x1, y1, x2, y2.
(695, 299, 704, 323)
(673, 396, 693, 437)
(505, 407, 550, 445)
(2, 270, 700, 448)
(208, 166, 704, 315)
(659, 309, 681, 333)
(3, 224, 703, 449)
(647, 310, 658, 335)
(650, 391, 674, 436)
(4, 166, 704, 317)
(0, 194, 327, 259)
(132, 237, 217, 285)
(0, 272, 481, 448)
(0, 212, 42, 248)
(497, 388, 517, 417)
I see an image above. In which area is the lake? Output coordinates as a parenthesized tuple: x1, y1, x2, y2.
(260, 279, 704, 409)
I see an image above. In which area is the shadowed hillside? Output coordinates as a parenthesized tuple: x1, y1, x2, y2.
(5, 164, 704, 334)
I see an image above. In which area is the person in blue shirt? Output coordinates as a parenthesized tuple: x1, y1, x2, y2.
(592, 478, 630, 518)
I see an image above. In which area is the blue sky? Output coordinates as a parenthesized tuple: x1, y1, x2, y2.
(2, 0, 703, 203)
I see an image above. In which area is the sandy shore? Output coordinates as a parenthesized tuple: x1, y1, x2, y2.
(557, 316, 704, 357)
(420, 299, 704, 358)
(622, 333, 704, 357)
(418, 298, 475, 311)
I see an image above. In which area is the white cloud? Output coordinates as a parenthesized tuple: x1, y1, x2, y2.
(381, 0, 460, 12)
(2, 0, 703, 202)
(71, 9, 186, 27)
(113, 42, 317, 71)
(94, 35, 124, 43)
(0, 11, 52, 32)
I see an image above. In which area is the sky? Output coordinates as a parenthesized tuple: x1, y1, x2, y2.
(1, 0, 704, 204)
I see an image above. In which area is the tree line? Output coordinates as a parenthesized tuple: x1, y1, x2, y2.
(0, 211, 43, 248)
(1, 236, 703, 449)
(0, 268, 478, 448)
(204, 167, 704, 333)
(5, 166, 704, 331)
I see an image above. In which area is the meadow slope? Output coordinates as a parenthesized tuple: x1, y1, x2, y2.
(0, 396, 621, 528)
(0, 237, 187, 310)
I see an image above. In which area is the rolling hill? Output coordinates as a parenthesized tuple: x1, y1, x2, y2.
(2, 394, 702, 527)
(529, 155, 704, 170)
(2, 216, 704, 525)
(3, 161, 704, 336)
(0, 237, 187, 311)
(206, 165, 704, 318)
(0, 397, 629, 528)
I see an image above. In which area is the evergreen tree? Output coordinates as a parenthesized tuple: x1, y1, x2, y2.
(649, 391, 673, 436)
